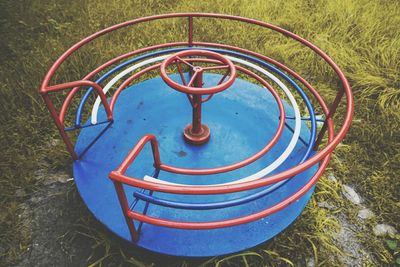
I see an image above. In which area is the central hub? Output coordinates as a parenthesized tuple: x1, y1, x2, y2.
(183, 124, 211, 145)
(193, 66, 203, 72)
(160, 50, 236, 145)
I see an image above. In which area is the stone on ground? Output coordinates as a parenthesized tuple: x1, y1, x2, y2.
(373, 224, 398, 236)
(342, 185, 362, 205)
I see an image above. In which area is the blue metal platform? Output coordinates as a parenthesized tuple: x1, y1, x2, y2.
(73, 74, 317, 256)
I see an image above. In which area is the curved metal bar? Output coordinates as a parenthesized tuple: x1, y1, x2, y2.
(105, 59, 285, 181)
(90, 49, 185, 124)
(132, 51, 316, 209)
(133, 187, 281, 210)
(42, 80, 112, 123)
(158, 49, 316, 175)
(61, 42, 186, 126)
(90, 49, 303, 175)
(85, 41, 326, 151)
(108, 52, 334, 195)
(87, 46, 315, 158)
(201, 94, 214, 103)
(127, 153, 330, 229)
(75, 44, 187, 127)
(104, 42, 343, 195)
(114, 66, 334, 227)
(41, 14, 352, 164)
(160, 50, 236, 95)
(39, 13, 352, 227)
(93, 53, 304, 211)
(94, 49, 332, 196)
(123, 112, 334, 229)
(115, 134, 161, 174)
(145, 56, 301, 184)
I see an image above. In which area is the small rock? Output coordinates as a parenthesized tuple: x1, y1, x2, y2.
(327, 174, 338, 183)
(15, 188, 26, 197)
(30, 196, 43, 203)
(342, 185, 362, 205)
(318, 201, 336, 210)
(373, 224, 397, 236)
(55, 174, 73, 184)
(306, 257, 315, 267)
(49, 138, 60, 147)
(18, 203, 30, 214)
(358, 208, 374, 220)
(43, 173, 73, 185)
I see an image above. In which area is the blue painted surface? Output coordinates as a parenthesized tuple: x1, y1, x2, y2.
(73, 74, 318, 256)
(73, 46, 317, 206)
(74, 47, 316, 161)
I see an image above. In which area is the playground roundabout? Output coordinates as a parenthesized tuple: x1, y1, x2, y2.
(39, 13, 353, 256)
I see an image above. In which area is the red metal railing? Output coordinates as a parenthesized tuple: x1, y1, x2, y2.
(40, 80, 113, 159)
(110, 58, 286, 175)
(40, 13, 352, 161)
(40, 13, 353, 241)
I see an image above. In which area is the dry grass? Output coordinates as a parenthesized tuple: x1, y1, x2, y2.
(1, 0, 399, 265)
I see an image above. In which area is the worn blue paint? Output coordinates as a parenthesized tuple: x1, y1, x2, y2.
(73, 48, 316, 161)
(73, 74, 318, 256)
(72, 47, 317, 210)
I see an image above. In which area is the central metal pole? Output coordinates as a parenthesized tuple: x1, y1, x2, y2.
(191, 72, 203, 134)
(183, 69, 210, 145)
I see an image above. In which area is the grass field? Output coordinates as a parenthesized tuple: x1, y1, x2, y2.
(1, 0, 399, 266)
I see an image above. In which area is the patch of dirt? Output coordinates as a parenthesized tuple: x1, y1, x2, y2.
(14, 180, 92, 267)
(12, 171, 194, 267)
(14, 171, 380, 266)
(333, 214, 374, 266)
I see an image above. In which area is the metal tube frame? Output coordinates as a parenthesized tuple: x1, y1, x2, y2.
(40, 80, 113, 160)
(40, 13, 353, 240)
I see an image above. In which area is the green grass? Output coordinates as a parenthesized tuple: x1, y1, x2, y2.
(1, 0, 399, 266)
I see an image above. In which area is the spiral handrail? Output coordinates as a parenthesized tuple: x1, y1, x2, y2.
(39, 13, 353, 242)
